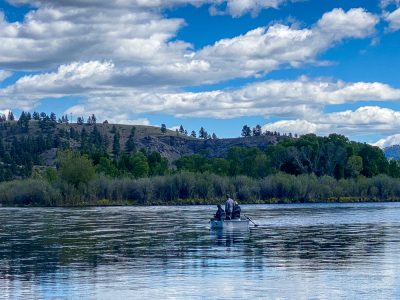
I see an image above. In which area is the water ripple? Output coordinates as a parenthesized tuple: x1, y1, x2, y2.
(0, 203, 400, 299)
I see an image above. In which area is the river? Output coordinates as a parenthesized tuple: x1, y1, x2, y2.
(1, 203, 400, 299)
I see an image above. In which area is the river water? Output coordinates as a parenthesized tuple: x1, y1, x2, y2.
(0, 203, 400, 299)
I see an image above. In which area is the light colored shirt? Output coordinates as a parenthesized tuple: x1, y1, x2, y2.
(225, 198, 234, 214)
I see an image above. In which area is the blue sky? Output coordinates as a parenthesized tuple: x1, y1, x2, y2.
(1, 0, 400, 147)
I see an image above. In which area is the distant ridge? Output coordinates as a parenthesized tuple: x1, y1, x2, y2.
(384, 145, 400, 160)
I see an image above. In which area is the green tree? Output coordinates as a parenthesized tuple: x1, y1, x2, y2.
(113, 131, 121, 157)
(7, 111, 15, 121)
(199, 127, 207, 139)
(388, 160, 400, 178)
(96, 157, 119, 177)
(252, 124, 262, 136)
(345, 155, 363, 178)
(161, 124, 167, 134)
(58, 150, 95, 187)
(147, 151, 169, 176)
(125, 127, 136, 153)
(179, 125, 185, 134)
(45, 167, 58, 182)
(32, 112, 40, 120)
(241, 125, 251, 137)
(0, 139, 5, 157)
(119, 152, 149, 178)
(359, 145, 389, 177)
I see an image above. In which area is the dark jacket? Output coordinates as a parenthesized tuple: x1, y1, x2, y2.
(232, 204, 241, 219)
(214, 206, 225, 221)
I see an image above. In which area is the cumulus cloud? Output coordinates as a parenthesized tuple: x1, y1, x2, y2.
(380, 0, 400, 9)
(2, 59, 400, 121)
(262, 119, 326, 135)
(209, 0, 296, 17)
(0, 2, 388, 133)
(59, 78, 400, 124)
(263, 106, 400, 138)
(0, 61, 114, 110)
(373, 134, 400, 148)
(384, 8, 400, 31)
(8, 0, 298, 17)
(0, 70, 11, 82)
(0, 5, 378, 88)
(0, 7, 187, 70)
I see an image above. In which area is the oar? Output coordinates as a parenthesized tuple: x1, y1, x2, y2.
(244, 214, 259, 227)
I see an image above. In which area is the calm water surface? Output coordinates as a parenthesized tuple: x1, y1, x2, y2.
(1, 203, 400, 299)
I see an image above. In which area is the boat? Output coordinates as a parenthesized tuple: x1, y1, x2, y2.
(209, 218, 250, 230)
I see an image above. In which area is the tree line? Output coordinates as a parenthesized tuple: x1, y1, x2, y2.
(1, 111, 400, 206)
(175, 133, 400, 180)
(1, 172, 400, 206)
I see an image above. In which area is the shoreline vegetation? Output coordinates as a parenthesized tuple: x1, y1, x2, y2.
(2, 112, 400, 207)
(2, 172, 400, 207)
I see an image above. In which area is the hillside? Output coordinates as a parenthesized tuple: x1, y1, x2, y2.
(2, 116, 400, 206)
(0, 120, 279, 167)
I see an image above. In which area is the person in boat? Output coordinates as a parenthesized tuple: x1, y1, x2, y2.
(225, 194, 234, 220)
(232, 201, 241, 219)
(214, 204, 225, 221)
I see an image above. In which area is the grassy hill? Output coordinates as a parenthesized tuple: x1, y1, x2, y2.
(0, 120, 279, 167)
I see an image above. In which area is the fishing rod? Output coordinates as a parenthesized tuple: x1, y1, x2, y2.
(244, 214, 259, 227)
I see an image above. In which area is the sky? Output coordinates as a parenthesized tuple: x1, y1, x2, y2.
(0, 0, 400, 147)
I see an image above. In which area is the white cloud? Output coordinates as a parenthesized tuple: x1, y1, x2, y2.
(0, 109, 10, 117)
(373, 134, 400, 148)
(209, 0, 296, 17)
(0, 6, 187, 70)
(262, 106, 400, 138)
(316, 8, 377, 39)
(58, 78, 400, 124)
(0, 70, 11, 82)
(0, 3, 387, 135)
(0, 5, 378, 89)
(0, 61, 114, 110)
(196, 8, 378, 81)
(262, 119, 327, 135)
(385, 8, 400, 31)
(2, 60, 400, 121)
(108, 117, 150, 126)
(7, 0, 298, 17)
(380, 0, 400, 9)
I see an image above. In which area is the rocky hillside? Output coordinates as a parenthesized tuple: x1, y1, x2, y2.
(66, 123, 279, 162)
(0, 120, 280, 166)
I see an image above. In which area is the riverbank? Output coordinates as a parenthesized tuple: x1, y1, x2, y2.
(2, 194, 400, 208)
(1, 172, 400, 207)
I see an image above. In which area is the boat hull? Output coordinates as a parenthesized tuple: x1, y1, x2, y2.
(210, 219, 249, 230)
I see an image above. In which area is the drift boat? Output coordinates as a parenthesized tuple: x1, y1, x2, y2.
(210, 218, 250, 230)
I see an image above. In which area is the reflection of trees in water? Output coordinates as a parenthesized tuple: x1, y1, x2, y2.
(0, 211, 213, 279)
(244, 224, 386, 269)
(0, 208, 387, 280)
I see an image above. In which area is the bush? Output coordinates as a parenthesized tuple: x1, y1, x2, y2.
(2, 172, 400, 206)
(0, 179, 61, 206)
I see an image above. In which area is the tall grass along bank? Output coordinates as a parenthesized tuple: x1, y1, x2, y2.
(1, 172, 400, 207)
